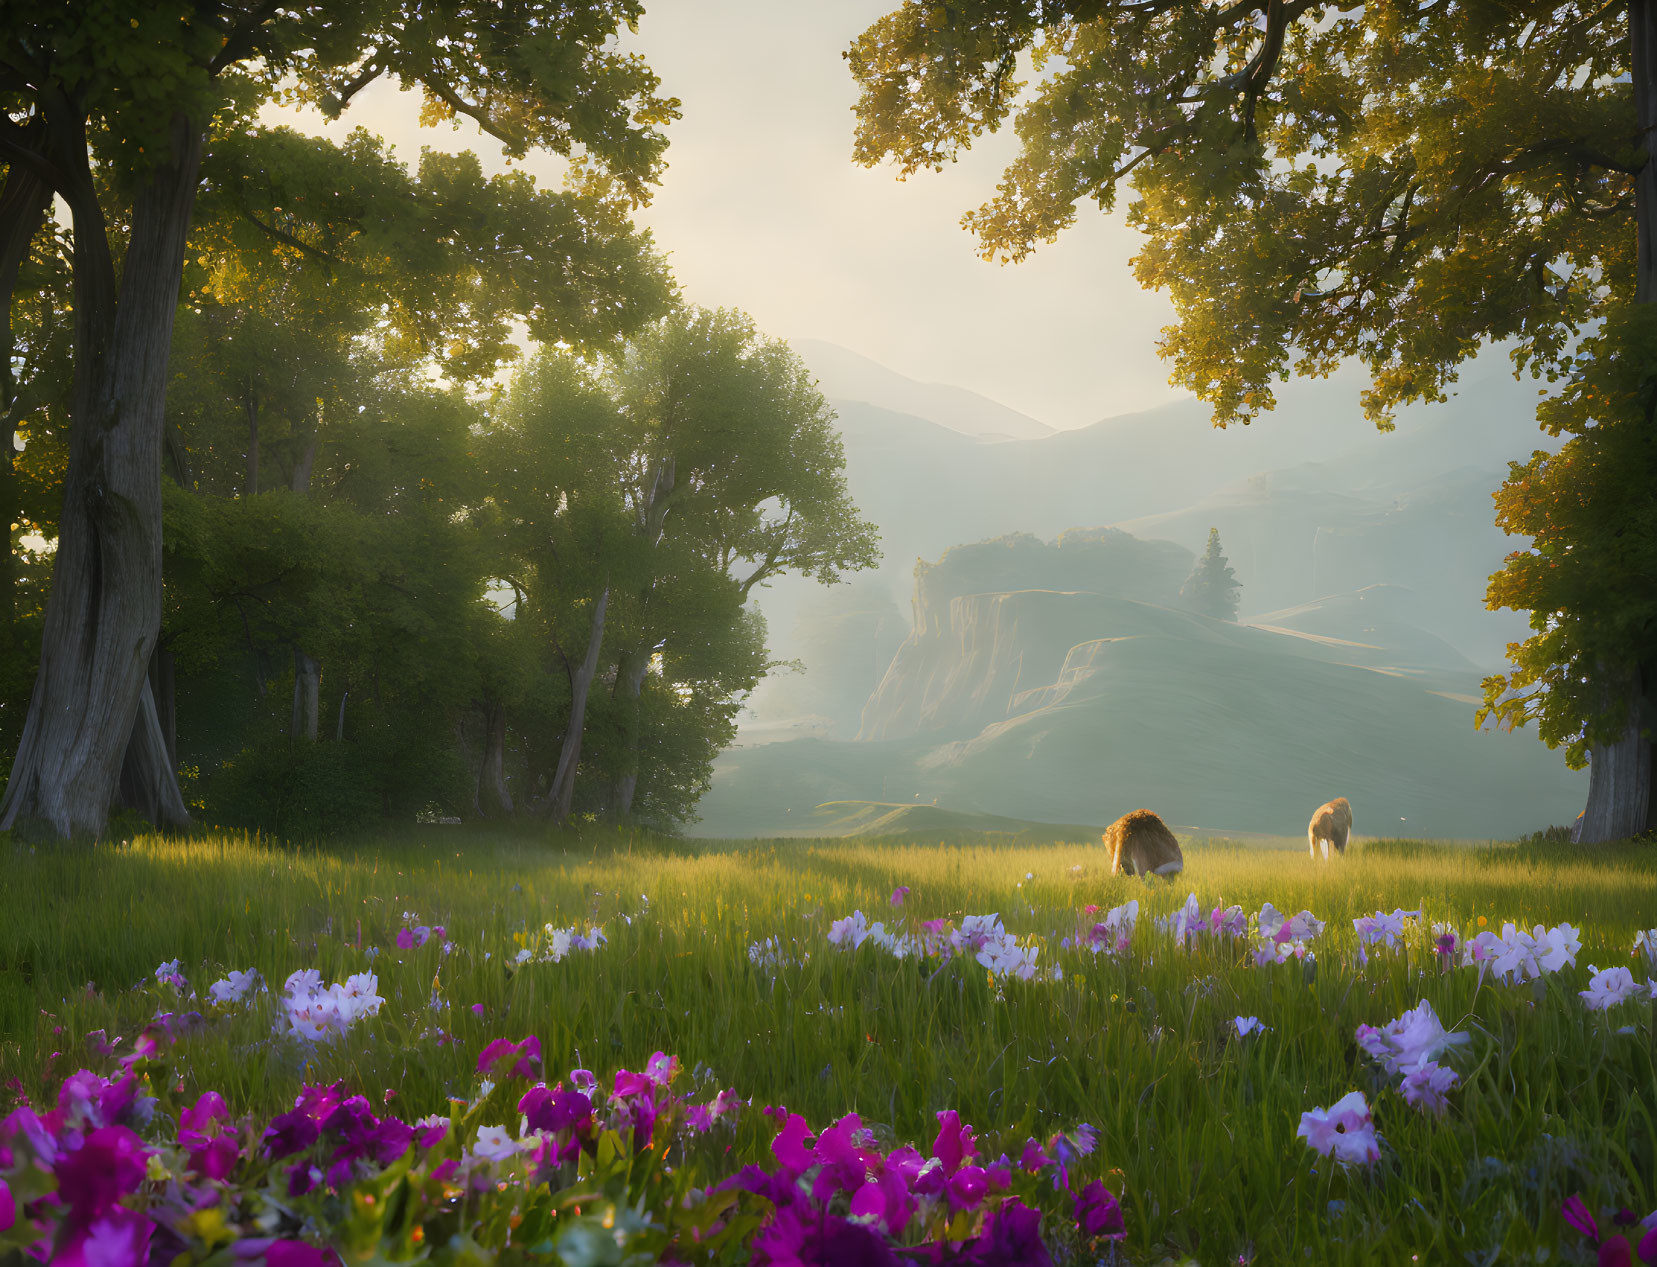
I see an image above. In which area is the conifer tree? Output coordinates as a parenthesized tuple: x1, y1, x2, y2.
(1181, 528, 1239, 622)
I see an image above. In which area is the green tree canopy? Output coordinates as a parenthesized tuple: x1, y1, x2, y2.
(0, 0, 681, 839)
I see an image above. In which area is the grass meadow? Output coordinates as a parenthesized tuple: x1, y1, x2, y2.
(1, 827, 1654, 1264)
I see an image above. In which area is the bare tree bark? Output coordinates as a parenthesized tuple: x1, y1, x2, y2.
(475, 699, 514, 818)
(606, 647, 652, 820)
(0, 111, 202, 839)
(1575, 0, 1657, 841)
(114, 678, 190, 829)
(290, 649, 320, 742)
(547, 584, 609, 824)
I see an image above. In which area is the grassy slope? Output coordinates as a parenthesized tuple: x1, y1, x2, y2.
(1, 828, 1652, 1263)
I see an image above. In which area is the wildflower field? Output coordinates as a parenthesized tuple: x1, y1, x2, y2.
(0, 828, 1653, 1266)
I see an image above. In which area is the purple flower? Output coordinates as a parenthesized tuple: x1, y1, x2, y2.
(55, 1206, 152, 1267)
(264, 1110, 321, 1159)
(947, 1164, 990, 1211)
(518, 1085, 593, 1137)
(1296, 1091, 1379, 1167)
(1075, 1179, 1127, 1240)
(266, 1240, 332, 1267)
(0, 1178, 13, 1234)
(1018, 1138, 1053, 1172)
(850, 1165, 915, 1237)
(54, 1126, 150, 1225)
(966, 1198, 1052, 1267)
(1398, 1061, 1459, 1118)
(891, 886, 910, 906)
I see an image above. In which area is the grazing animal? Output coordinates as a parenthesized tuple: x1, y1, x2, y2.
(1105, 809, 1184, 878)
(1308, 797, 1353, 860)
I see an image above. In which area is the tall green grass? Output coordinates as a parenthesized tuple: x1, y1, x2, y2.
(2, 827, 1653, 1264)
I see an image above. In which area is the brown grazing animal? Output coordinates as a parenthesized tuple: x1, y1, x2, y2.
(1307, 797, 1353, 860)
(1105, 809, 1185, 878)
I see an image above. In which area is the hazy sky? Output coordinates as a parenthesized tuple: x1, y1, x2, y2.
(261, 0, 1182, 430)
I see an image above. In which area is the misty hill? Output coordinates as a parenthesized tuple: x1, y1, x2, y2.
(746, 348, 1560, 736)
(700, 550, 1584, 839)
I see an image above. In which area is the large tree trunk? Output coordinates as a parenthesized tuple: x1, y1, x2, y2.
(290, 649, 320, 742)
(606, 645, 652, 820)
(0, 127, 53, 641)
(1573, 665, 1656, 842)
(1575, 1, 1657, 841)
(475, 699, 514, 818)
(0, 113, 202, 840)
(546, 585, 610, 824)
(150, 643, 177, 769)
(114, 678, 190, 830)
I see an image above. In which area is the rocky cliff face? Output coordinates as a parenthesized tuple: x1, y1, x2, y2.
(859, 531, 1194, 740)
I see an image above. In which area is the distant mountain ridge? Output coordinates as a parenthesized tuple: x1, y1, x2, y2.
(794, 338, 1056, 441)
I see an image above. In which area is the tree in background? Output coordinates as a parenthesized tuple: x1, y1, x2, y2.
(848, 2, 1657, 841)
(483, 310, 880, 828)
(1181, 528, 1240, 623)
(0, 0, 678, 841)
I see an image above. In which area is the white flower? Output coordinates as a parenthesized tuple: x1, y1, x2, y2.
(472, 1125, 518, 1162)
(207, 968, 263, 1005)
(1580, 964, 1641, 1011)
(284, 968, 323, 997)
(1634, 928, 1657, 970)
(828, 911, 870, 948)
(1533, 922, 1581, 974)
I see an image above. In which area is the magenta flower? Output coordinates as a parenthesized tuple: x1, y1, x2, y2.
(1075, 1179, 1127, 1240)
(644, 1051, 680, 1086)
(1562, 1197, 1657, 1266)
(267, 1242, 332, 1267)
(890, 886, 910, 906)
(771, 1113, 816, 1175)
(947, 1164, 991, 1211)
(54, 1126, 151, 1226)
(1019, 1138, 1053, 1172)
(0, 1178, 13, 1233)
(476, 1036, 542, 1080)
(931, 1109, 978, 1175)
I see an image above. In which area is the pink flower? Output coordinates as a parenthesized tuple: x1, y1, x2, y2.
(890, 886, 910, 906)
(1296, 1091, 1379, 1167)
